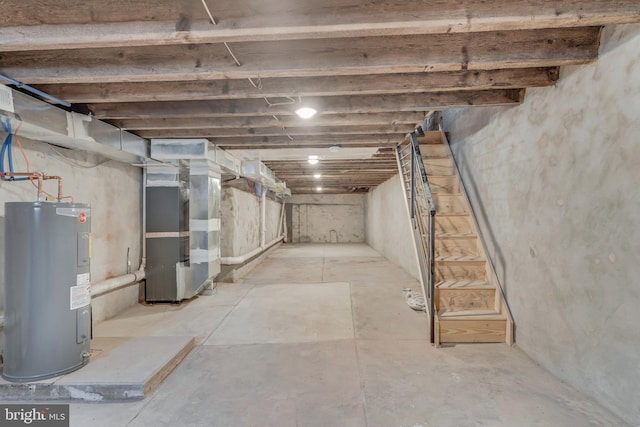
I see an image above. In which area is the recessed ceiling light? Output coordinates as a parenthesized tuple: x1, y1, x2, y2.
(313, 173, 321, 179)
(316, 186, 323, 192)
(307, 155, 319, 165)
(296, 107, 317, 119)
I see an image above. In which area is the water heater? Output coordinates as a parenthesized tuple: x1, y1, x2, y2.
(3, 202, 91, 382)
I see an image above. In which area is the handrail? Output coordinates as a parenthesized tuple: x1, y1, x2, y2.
(396, 130, 437, 343)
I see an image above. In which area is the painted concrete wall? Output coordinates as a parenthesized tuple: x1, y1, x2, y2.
(288, 194, 365, 243)
(265, 195, 283, 243)
(0, 136, 142, 326)
(365, 175, 420, 280)
(442, 23, 640, 425)
(220, 186, 282, 257)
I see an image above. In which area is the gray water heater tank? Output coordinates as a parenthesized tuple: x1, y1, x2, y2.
(3, 202, 92, 382)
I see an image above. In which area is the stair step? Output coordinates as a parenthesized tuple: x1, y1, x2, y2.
(427, 175, 460, 194)
(416, 132, 443, 145)
(437, 232, 476, 238)
(436, 215, 473, 235)
(433, 194, 467, 214)
(435, 237, 479, 257)
(437, 287, 496, 312)
(435, 260, 486, 282)
(437, 311, 507, 344)
(439, 309, 502, 318)
(436, 280, 490, 288)
(435, 255, 484, 262)
(424, 158, 455, 176)
(420, 144, 449, 159)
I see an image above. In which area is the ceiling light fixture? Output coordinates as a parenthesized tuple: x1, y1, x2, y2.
(313, 173, 321, 179)
(316, 186, 323, 192)
(329, 145, 341, 153)
(308, 155, 319, 165)
(296, 107, 317, 119)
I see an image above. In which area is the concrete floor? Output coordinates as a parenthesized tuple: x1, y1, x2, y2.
(71, 243, 627, 426)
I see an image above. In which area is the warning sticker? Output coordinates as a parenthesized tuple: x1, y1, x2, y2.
(70, 284, 91, 310)
(76, 273, 90, 286)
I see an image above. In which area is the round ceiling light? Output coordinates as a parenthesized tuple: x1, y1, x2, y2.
(296, 107, 317, 119)
(316, 186, 323, 192)
(308, 155, 319, 165)
(313, 173, 321, 179)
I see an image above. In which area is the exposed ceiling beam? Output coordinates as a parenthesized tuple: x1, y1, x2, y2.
(112, 113, 427, 131)
(288, 188, 372, 194)
(33, 68, 559, 103)
(1, 28, 600, 84)
(1, 1, 637, 50)
(209, 134, 404, 146)
(4, 1, 630, 196)
(135, 124, 415, 139)
(90, 90, 524, 119)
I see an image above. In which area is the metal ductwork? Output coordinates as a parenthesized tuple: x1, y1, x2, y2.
(0, 84, 149, 165)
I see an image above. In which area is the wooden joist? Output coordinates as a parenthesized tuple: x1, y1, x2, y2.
(1, 0, 637, 50)
(33, 68, 559, 103)
(3, 1, 637, 196)
(112, 113, 427, 131)
(134, 124, 415, 139)
(90, 90, 524, 119)
(209, 134, 403, 147)
(1, 28, 600, 84)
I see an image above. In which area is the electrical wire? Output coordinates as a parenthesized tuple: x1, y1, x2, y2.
(12, 122, 29, 172)
(199, 2, 297, 143)
(0, 122, 29, 181)
(46, 144, 111, 169)
(0, 120, 75, 202)
(200, 0, 217, 24)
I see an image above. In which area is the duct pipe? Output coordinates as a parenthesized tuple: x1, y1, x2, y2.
(260, 185, 267, 247)
(220, 236, 283, 265)
(91, 269, 145, 298)
(141, 167, 147, 268)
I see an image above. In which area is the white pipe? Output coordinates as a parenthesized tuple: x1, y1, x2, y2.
(260, 185, 267, 247)
(220, 236, 283, 265)
(91, 269, 146, 298)
(276, 200, 285, 238)
(0, 270, 146, 326)
(0, 272, 145, 327)
(141, 167, 147, 267)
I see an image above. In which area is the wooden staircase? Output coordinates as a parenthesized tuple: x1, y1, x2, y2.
(399, 130, 514, 346)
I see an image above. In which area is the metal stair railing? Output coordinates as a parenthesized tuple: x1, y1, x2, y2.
(396, 131, 436, 343)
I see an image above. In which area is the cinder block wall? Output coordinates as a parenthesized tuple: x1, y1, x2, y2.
(442, 24, 640, 425)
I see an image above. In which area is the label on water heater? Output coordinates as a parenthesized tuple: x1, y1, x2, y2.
(70, 284, 91, 310)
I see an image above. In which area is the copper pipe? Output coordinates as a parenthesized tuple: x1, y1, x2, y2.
(0, 172, 39, 178)
(1, 172, 65, 202)
(39, 175, 64, 201)
(36, 175, 43, 200)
